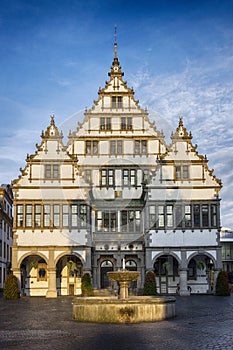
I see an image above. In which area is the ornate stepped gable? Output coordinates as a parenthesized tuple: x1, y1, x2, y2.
(12, 115, 88, 193)
(67, 41, 166, 151)
(148, 116, 222, 200)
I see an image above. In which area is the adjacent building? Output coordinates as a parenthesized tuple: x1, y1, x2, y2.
(0, 184, 13, 292)
(220, 228, 233, 275)
(12, 42, 222, 297)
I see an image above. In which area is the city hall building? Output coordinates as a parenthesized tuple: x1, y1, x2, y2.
(12, 42, 222, 297)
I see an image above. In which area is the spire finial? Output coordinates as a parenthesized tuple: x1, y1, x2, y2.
(114, 25, 117, 59)
(51, 113, 55, 125)
(179, 115, 183, 127)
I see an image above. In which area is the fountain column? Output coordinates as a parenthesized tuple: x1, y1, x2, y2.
(119, 281, 129, 299)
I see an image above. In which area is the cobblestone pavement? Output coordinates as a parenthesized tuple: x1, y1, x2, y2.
(0, 294, 233, 350)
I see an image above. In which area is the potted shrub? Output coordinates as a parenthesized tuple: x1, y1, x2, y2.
(197, 261, 205, 270)
(215, 271, 231, 296)
(143, 271, 157, 296)
(30, 261, 38, 269)
(81, 273, 93, 296)
(66, 260, 77, 276)
(3, 274, 19, 299)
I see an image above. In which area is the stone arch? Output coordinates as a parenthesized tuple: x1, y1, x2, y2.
(125, 259, 137, 270)
(18, 252, 48, 267)
(151, 251, 182, 267)
(98, 257, 116, 289)
(152, 253, 181, 294)
(54, 251, 85, 266)
(19, 253, 49, 297)
(187, 252, 216, 294)
(187, 252, 216, 269)
(56, 252, 84, 296)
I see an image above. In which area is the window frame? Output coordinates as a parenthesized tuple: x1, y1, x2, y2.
(175, 165, 189, 181)
(25, 204, 32, 228)
(100, 168, 115, 187)
(112, 96, 122, 109)
(135, 140, 147, 155)
(53, 204, 60, 228)
(44, 164, 60, 180)
(34, 204, 41, 228)
(121, 117, 132, 130)
(100, 117, 111, 131)
(43, 204, 51, 227)
(120, 210, 141, 232)
(16, 204, 24, 228)
(85, 140, 99, 155)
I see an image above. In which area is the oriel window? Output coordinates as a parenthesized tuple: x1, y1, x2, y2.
(71, 205, 78, 227)
(184, 205, 191, 227)
(202, 205, 209, 227)
(149, 206, 156, 228)
(158, 206, 165, 228)
(100, 169, 115, 187)
(16, 205, 24, 228)
(175, 206, 182, 228)
(166, 205, 173, 228)
(53, 205, 60, 228)
(211, 204, 217, 227)
(35, 205, 41, 228)
(62, 205, 69, 227)
(194, 205, 200, 227)
(25, 205, 32, 227)
(122, 169, 137, 187)
(80, 204, 87, 228)
(43, 205, 51, 227)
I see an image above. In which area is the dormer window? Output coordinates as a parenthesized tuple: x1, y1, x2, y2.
(44, 164, 60, 180)
(100, 117, 111, 130)
(112, 96, 122, 109)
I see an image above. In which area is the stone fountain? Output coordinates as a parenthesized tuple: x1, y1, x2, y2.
(107, 269, 140, 299)
(73, 261, 176, 323)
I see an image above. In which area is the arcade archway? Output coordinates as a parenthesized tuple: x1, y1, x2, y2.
(20, 254, 48, 296)
(154, 255, 179, 294)
(56, 255, 83, 296)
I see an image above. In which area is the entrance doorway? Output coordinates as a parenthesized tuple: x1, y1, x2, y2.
(100, 260, 113, 288)
(69, 284, 74, 296)
(154, 255, 179, 294)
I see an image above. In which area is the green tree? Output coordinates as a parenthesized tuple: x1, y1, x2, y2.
(215, 271, 230, 296)
(143, 271, 157, 296)
(3, 274, 19, 299)
(81, 273, 93, 296)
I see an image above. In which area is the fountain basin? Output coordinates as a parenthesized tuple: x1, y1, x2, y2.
(72, 296, 176, 323)
(107, 270, 140, 282)
(107, 270, 140, 299)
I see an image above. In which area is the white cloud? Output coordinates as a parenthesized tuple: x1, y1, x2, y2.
(131, 55, 233, 229)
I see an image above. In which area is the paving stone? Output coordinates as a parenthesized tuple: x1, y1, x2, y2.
(0, 295, 233, 350)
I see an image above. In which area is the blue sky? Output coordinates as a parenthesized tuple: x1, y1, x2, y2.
(0, 0, 233, 229)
